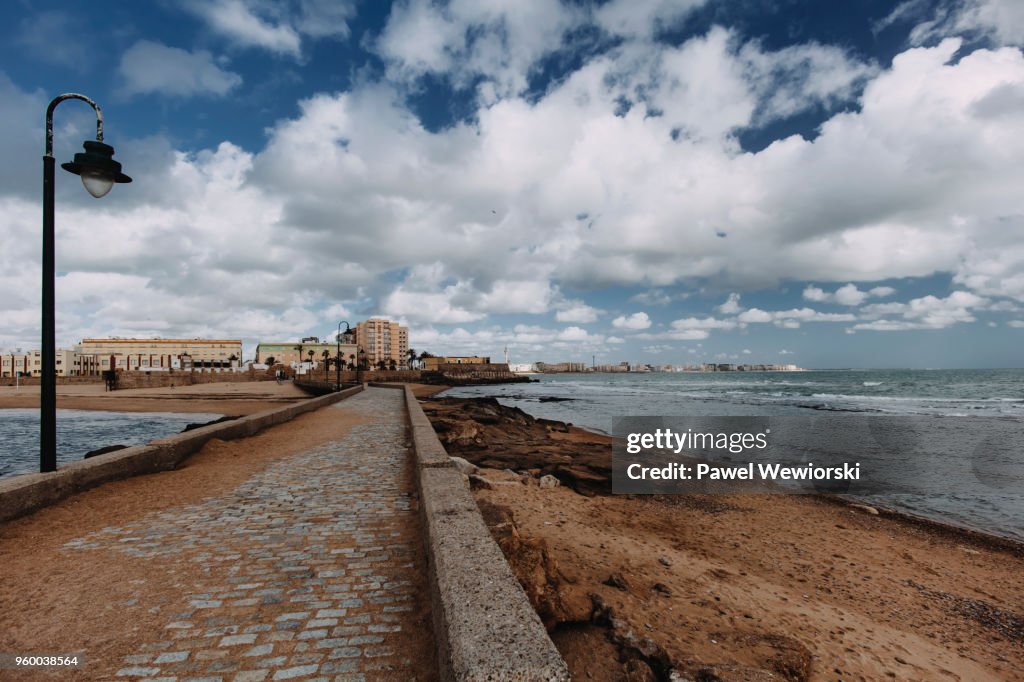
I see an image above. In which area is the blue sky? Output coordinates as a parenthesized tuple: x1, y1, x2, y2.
(2, 0, 1023, 368)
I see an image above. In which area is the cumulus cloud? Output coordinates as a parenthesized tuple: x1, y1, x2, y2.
(854, 291, 988, 330)
(376, 0, 580, 97)
(717, 292, 742, 314)
(119, 41, 242, 97)
(612, 312, 653, 330)
(2, 7, 1023, 357)
(555, 301, 602, 323)
(803, 283, 895, 306)
(738, 307, 857, 326)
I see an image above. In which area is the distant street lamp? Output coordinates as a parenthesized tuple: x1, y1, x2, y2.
(41, 94, 131, 473)
(336, 321, 351, 390)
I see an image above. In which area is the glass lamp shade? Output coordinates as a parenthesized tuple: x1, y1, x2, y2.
(61, 140, 132, 198)
(80, 170, 114, 198)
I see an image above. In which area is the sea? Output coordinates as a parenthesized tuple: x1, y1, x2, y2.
(441, 369, 1024, 541)
(0, 409, 223, 479)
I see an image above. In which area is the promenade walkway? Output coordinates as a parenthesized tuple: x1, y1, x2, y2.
(10, 387, 437, 681)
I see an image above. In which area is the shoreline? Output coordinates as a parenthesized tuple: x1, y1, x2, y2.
(435, 386, 1022, 545)
(420, 392, 1024, 680)
(0, 381, 312, 415)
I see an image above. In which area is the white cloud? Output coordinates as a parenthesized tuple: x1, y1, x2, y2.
(803, 283, 897, 305)
(612, 312, 652, 330)
(555, 301, 602, 323)
(854, 291, 988, 331)
(595, 0, 706, 40)
(717, 292, 742, 314)
(376, 0, 580, 97)
(670, 316, 738, 330)
(737, 308, 773, 323)
(738, 307, 856, 326)
(1008, 320, 1024, 328)
(119, 41, 242, 97)
(909, 0, 1024, 47)
(187, 0, 301, 55)
(182, 0, 355, 56)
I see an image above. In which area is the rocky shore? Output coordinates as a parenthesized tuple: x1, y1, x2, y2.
(420, 393, 1024, 681)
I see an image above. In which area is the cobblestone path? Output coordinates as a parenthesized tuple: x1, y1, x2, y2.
(62, 387, 436, 681)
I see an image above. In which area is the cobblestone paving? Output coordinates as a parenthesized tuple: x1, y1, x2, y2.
(63, 388, 434, 681)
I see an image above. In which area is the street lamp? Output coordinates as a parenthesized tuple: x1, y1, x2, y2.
(41, 93, 131, 473)
(336, 321, 351, 390)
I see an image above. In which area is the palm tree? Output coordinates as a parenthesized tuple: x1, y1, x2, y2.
(322, 350, 330, 380)
(348, 353, 355, 371)
(389, 358, 398, 371)
(265, 356, 276, 366)
(407, 348, 417, 370)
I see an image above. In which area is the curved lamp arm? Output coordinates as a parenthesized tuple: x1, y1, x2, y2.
(46, 93, 103, 156)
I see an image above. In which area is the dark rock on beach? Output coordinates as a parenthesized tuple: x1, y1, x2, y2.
(84, 444, 129, 459)
(419, 396, 611, 496)
(181, 415, 239, 432)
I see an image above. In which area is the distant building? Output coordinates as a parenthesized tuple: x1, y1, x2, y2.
(593, 362, 631, 373)
(356, 319, 409, 368)
(255, 340, 357, 368)
(535, 362, 587, 373)
(78, 338, 243, 371)
(421, 356, 491, 371)
(2, 349, 102, 377)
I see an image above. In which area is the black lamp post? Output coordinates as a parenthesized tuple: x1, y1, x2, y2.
(336, 321, 351, 390)
(41, 93, 131, 473)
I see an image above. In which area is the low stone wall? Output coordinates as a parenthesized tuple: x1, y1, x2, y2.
(0, 376, 102, 387)
(402, 385, 569, 681)
(0, 385, 365, 525)
(113, 370, 276, 390)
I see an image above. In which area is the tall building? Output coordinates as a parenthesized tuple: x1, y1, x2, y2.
(77, 338, 243, 370)
(355, 319, 409, 368)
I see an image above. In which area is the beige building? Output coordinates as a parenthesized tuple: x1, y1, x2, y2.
(255, 341, 358, 368)
(77, 338, 243, 371)
(356, 319, 409, 368)
(421, 356, 491, 371)
(2, 349, 103, 377)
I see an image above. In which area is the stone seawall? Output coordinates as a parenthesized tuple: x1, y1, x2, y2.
(401, 384, 570, 681)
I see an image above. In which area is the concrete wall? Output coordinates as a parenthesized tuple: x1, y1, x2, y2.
(0, 385, 364, 525)
(402, 385, 569, 681)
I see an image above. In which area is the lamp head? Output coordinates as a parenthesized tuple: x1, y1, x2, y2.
(61, 140, 132, 198)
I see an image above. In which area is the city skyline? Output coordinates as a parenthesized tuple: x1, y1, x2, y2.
(1, 1, 1022, 368)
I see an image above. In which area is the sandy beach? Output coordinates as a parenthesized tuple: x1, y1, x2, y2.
(422, 394, 1024, 681)
(0, 381, 312, 416)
